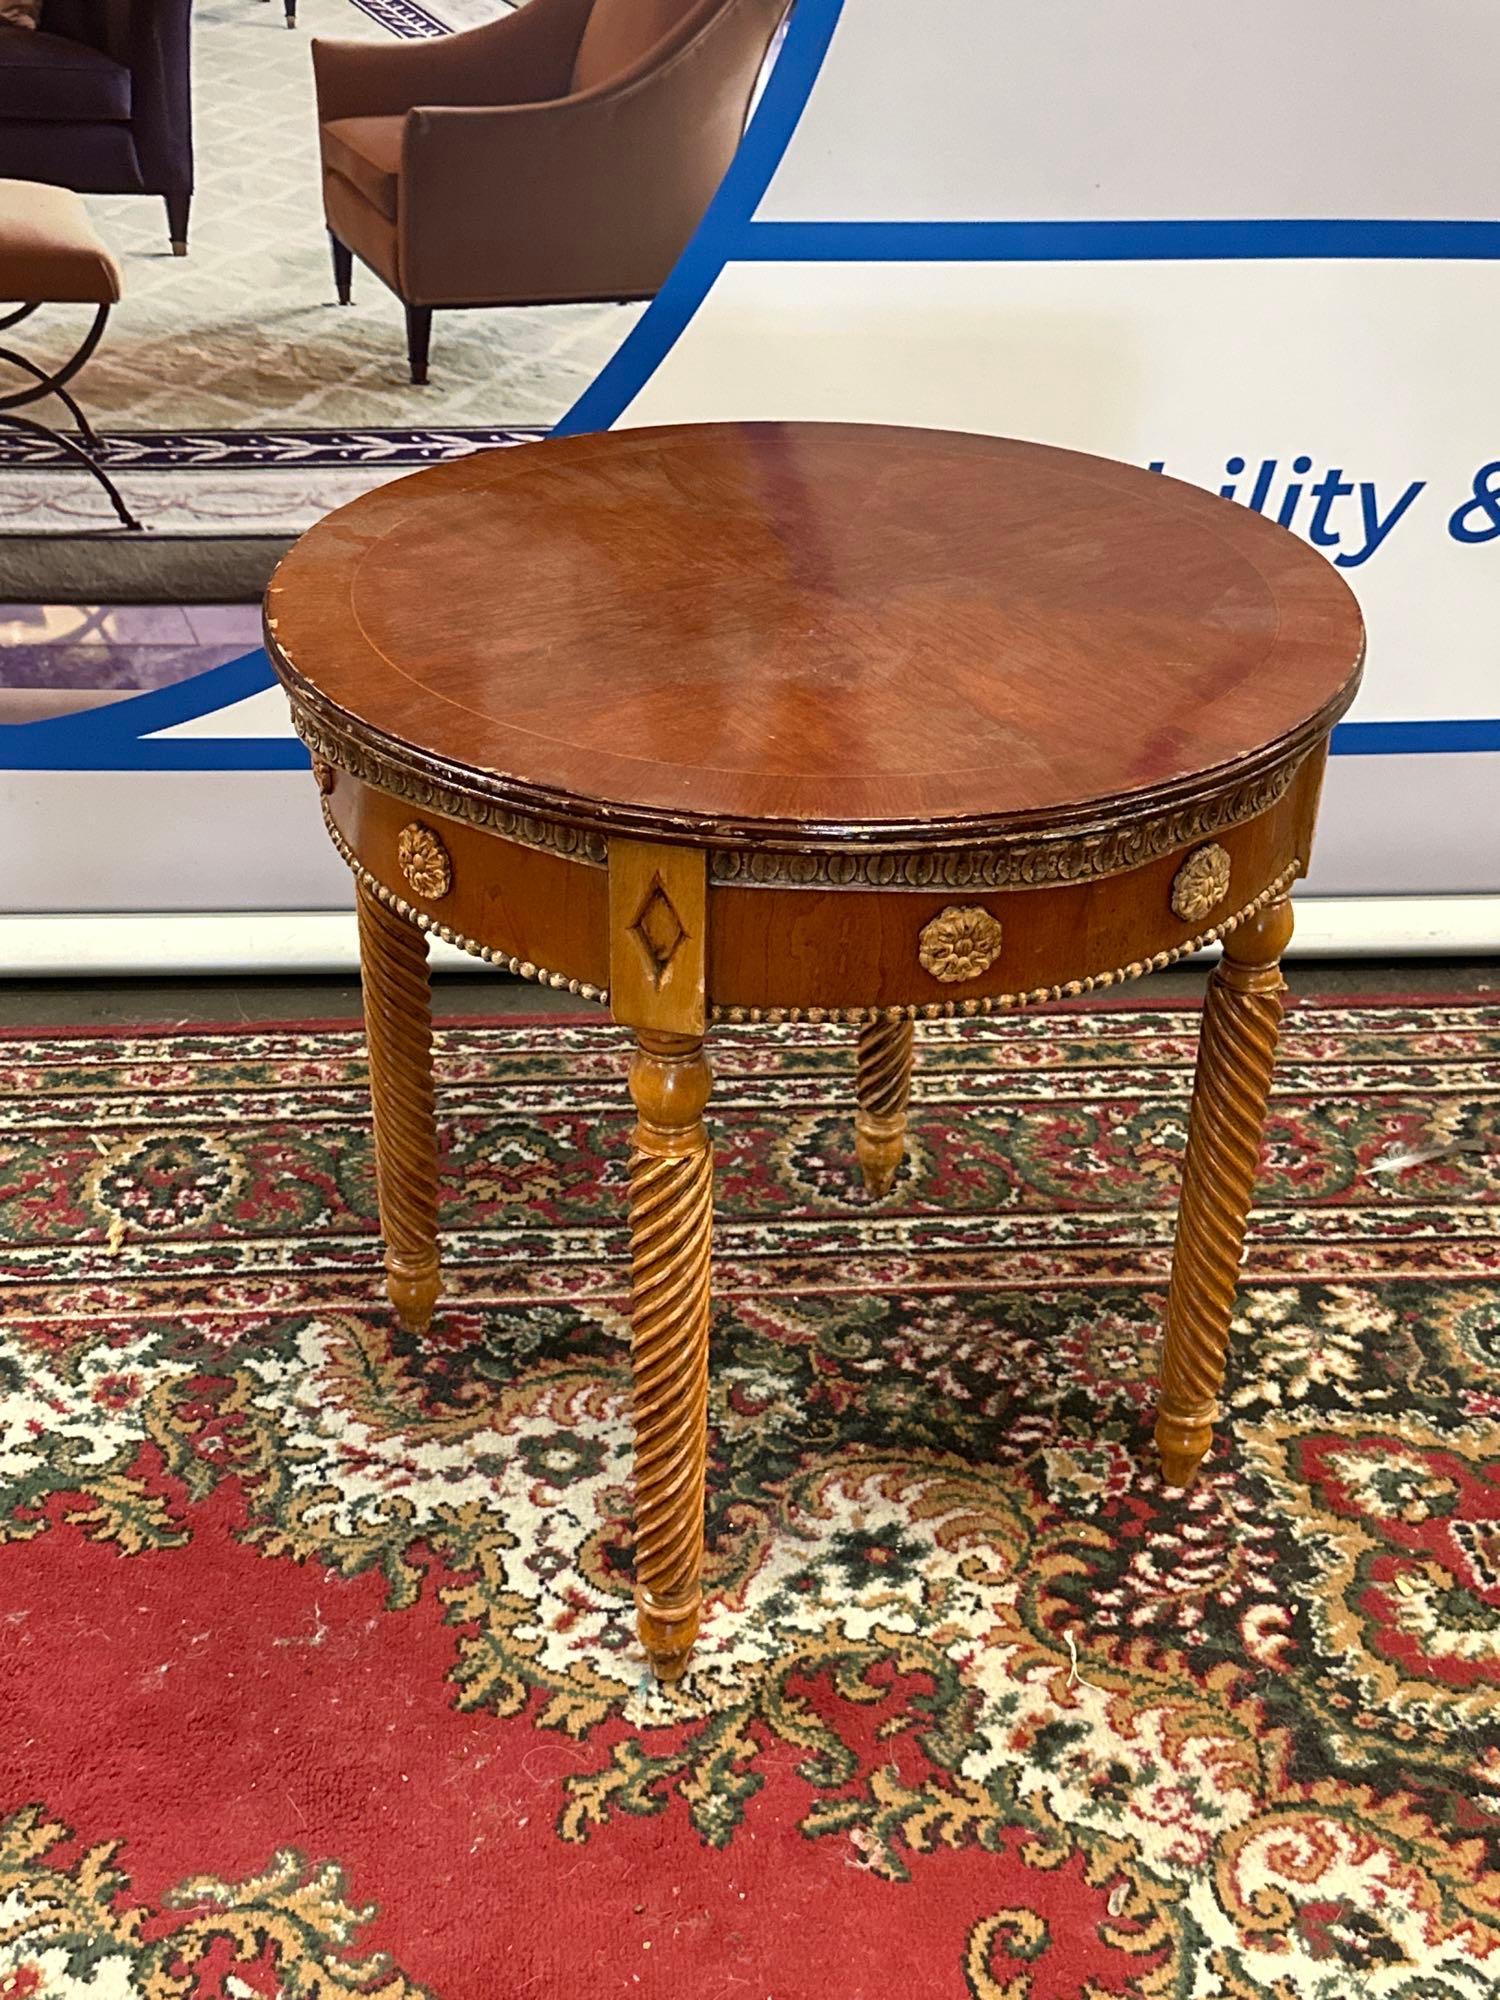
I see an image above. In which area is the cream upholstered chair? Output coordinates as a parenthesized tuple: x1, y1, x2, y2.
(0, 179, 138, 527)
(312, 0, 787, 383)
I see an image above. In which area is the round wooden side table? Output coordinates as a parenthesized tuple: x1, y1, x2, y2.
(265, 422, 1364, 1682)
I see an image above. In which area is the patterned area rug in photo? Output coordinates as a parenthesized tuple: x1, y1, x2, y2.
(1, 1000, 1498, 1998)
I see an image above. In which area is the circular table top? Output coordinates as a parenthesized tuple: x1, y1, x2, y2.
(265, 422, 1364, 849)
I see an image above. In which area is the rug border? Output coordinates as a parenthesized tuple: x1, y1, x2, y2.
(0, 989, 1493, 1043)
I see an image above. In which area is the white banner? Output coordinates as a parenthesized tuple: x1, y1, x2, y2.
(3, 0, 1494, 913)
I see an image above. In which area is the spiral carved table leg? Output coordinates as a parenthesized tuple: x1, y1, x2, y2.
(1157, 899, 1294, 1487)
(627, 1030, 714, 1681)
(855, 1016, 915, 1198)
(356, 880, 441, 1334)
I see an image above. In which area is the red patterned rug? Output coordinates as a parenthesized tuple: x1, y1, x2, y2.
(2, 998, 1497, 1998)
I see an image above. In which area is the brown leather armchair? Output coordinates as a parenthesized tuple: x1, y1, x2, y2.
(312, 0, 787, 383)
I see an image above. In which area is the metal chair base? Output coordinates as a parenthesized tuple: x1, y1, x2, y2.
(0, 303, 142, 532)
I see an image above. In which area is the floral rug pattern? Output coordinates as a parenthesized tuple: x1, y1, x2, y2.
(1, 1003, 1497, 1997)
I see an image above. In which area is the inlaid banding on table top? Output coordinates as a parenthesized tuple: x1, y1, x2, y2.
(322, 793, 1298, 1026)
(300, 702, 1308, 893)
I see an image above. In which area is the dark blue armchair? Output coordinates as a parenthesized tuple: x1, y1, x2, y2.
(0, 0, 194, 253)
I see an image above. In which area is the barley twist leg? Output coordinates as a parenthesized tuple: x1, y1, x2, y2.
(356, 879, 441, 1334)
(627, 1030, 713, 1681)
(855, 1016, 915, 1198)
(1157, 899, 1293, 1486)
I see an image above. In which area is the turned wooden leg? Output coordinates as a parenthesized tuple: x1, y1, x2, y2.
(356, 880, 441, 1334)
(627, 1030, 713, 1682)
(855, 1015, 914, 1198)
(1157, 899, 1294, 1486)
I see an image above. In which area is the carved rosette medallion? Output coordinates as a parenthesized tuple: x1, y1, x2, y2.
(918, 906, 1004, 983)
(396, 822, 453, 901)
(310, 756, 336, 796)
(1171, 843, 1232, 924)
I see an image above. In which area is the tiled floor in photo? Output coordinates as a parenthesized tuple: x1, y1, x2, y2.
(0, 603, 265, 724)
